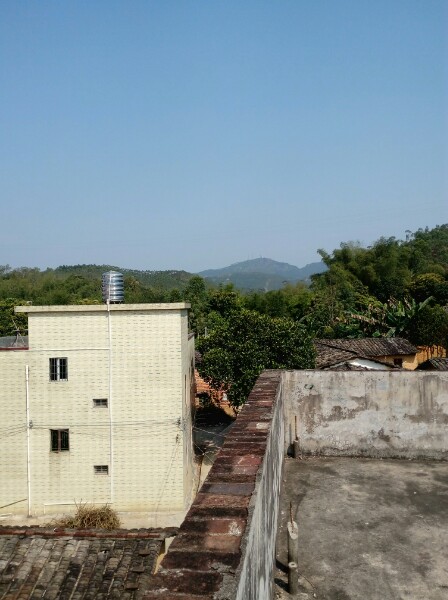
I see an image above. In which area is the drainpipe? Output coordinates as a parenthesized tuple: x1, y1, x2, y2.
(25, 365, 31, 517)
(107, 302, 114, 505)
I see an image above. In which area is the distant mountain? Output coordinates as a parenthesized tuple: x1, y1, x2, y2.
(198, 258, 326, 291)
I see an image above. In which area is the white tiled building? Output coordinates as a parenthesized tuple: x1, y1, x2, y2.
(0, 303, 195, 520)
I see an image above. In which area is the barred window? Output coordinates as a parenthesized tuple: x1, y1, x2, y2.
(93, 399, 108, 408)
(94, 465, 109, 475)
(49, 358, 68, 381)
(51, 429, 69, 452)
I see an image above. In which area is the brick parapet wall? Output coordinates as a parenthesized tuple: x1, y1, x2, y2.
(143, 370, 283, 599)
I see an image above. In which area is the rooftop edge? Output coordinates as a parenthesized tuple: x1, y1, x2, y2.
(15, 302, 191, 313)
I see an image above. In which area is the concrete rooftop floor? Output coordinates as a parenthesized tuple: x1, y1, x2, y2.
(275, 457, 448, 600)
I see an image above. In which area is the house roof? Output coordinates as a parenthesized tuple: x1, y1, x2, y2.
(315, 337, 417, 369)
(324, 360, 399, 371)
(417, 357, 448, 371)
(0, 526, 176, 599)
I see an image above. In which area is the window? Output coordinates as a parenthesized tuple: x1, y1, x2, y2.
(49, 358, 68, 381)
(51, 429, 69, 452)
(394, 358, 403, 367)
(94, 465, 109, 475)
(93, 398, 108, 408)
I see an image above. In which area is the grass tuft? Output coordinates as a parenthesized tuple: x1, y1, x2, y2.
(50, 502, 121, 530)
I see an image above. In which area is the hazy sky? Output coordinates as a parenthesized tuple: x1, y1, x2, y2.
(1, 1, 447, 272)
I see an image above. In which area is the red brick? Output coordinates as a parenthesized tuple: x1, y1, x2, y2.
(200, 483, 254, 496)
(214, 455, 263, 466)
(205, 473, 256, 484)
(179, 518, 246, 536)
(194, 494, 250, 508)
(224, 440, 268, 448)
(211, 464, 260, 476)
(170, 533, 241, 553)
(162, 550, 241, 571)
(143, 594, 211, 599)
(144, 571, 221, 595)
(186, 505, 247, 520)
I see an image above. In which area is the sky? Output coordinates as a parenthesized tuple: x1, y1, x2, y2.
(0, 1, 447, 273)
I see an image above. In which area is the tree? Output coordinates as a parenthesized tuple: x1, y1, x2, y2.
(339, 295, 434, 338)
(0, 299, 28, 337)
(197, 306, 314, 408)
(407, 305, 448, 348)
(183, 276, 209, 334)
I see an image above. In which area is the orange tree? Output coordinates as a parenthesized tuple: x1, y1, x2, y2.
(197, 291, 314, 408)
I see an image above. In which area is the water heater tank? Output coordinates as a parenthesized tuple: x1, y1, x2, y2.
(102, 271, 124, 304)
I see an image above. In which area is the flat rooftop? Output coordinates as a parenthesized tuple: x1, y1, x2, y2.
(15, 302, 190, 313)
(275, 457, 448, 600)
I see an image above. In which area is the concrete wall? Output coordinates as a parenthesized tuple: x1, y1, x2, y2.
(0, 303, 194, 517)
(140, 369, 448, 599)
(283, 370, 448, 459)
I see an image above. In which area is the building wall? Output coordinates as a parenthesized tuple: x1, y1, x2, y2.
(416, 345, 447, 364)
(0, 351, 29, 515)
(182, 330, 196, 508)
(374, 353, 418, 370)
(0, 304, 194, 516)
(283, 370, 448, 459)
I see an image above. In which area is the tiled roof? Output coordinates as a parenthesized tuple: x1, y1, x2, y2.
(315, 337, 417, 368)
(325, 362, 380, 371)
(0, 527, 176, 599)
(417, 358, 448, 371)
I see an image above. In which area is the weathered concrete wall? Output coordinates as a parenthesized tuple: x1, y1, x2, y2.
(142, 369, 448, 599)
(283, 370, 448, 459)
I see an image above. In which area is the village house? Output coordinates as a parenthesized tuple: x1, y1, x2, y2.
(0, 302, 195, 521)
(315, 337, 419, 370)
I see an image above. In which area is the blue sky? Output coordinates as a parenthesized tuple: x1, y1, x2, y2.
(0, 1, 446, 272)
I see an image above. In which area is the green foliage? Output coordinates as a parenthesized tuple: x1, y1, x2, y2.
(0, 299, 28, 336)
(0, 265, 197, 335)
(407, 305, 448, 348)
(340, 296, 434, 338)
(198, 305, 314, 408)
(0, 224, 447, 408)
(183, 276, 210, 333)
(409, 273, 448, 304)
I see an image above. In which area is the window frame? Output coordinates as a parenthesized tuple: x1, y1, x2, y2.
(50, 429, 70, 452)
(94, 465, 109, 475)
(49, 357, 68, 382)
(93, 398, 108, 408)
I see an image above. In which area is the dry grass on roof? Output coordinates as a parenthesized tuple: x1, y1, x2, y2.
(49, 503, 121, 530)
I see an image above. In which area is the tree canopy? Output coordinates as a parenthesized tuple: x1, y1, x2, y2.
(1, 224, 447, 408)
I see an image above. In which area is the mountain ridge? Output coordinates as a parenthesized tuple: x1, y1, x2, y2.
(198, 257, 326, 291)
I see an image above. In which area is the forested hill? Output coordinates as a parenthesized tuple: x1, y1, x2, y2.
(1, 224, 447, 350)
(0, 264, 194, 312)
(316, 224, 448, 302)
(199, 257, 326, 290)
(53, 265, 193, 289)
